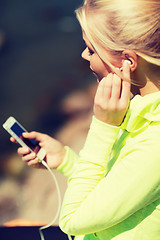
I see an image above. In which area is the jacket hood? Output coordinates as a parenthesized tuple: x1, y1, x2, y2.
(121, 91, 160, 133)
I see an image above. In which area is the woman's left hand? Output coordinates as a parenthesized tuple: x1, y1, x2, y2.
(94, 60, 131, 126)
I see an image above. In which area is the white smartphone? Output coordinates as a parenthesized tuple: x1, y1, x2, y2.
(3, 116, 46, 161)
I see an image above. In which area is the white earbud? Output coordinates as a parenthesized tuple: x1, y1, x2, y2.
(120, 60, 131, 71)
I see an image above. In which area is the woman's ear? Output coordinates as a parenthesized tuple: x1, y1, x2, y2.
(122, 50, 138, 72)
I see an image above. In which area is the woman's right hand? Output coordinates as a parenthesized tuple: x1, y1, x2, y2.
(10, 132, 66, 169)
(94, 60, 131, 126)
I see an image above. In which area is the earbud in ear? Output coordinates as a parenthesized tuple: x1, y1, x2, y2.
(119, 60, 131, 71)
(125, 59, 132, 65)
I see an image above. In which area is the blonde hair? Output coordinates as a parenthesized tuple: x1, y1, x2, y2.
(75, 0, 160, 79)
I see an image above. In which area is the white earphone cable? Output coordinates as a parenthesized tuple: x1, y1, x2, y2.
(39, 160, 62, 240)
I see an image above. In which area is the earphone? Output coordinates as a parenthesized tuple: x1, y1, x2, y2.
(38, 159, 72, 240)
(119, 60, 132, 71)
(39, 160, 62, 240)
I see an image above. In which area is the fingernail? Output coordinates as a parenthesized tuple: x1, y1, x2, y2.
(23, 132, 27, 135)
(24, 147, 30, 153)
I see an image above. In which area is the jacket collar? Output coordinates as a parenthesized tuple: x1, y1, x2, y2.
(121, 91, 160, 133)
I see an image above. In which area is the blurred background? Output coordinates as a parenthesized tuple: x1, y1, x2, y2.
(0, 0, 97, 226)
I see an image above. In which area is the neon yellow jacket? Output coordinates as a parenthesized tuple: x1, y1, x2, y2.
(58, 92, 160, 240)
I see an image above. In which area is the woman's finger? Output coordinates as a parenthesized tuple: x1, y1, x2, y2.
(10, 137, 17, 143)
(102, 74, 113, 102)
(95, 74, 113, 106)
(21, 151, 36, 162)
(17, 147, 30, 156)
(27, 158, 40, 167)
(120, 60, 131, 103)
(22, 131, 46, 142)
(110, 74, 122, 101)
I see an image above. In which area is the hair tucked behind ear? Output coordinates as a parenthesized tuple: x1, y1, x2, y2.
(75, 0, 160, 73)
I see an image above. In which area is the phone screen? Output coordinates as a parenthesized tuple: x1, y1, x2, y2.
(11, 122, 39, 151)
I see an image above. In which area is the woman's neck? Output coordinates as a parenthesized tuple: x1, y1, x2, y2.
(132, 61, 160, 96)
(139, 79, 160, 96)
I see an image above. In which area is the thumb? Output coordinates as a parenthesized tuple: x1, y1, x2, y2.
(22, 131, 45, 142)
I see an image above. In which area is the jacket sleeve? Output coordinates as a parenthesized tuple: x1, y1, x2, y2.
(59, 118, 160, 236)
(56, 146, 79, 178)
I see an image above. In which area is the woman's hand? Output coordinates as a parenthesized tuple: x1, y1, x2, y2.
(10, 132, 66, 169)
(94, 60, 131, 126)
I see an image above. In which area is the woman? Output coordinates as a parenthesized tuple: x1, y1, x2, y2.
(12, 0, 160, 239)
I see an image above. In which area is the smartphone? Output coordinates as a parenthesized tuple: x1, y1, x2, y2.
(3, 116, 46, 161)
